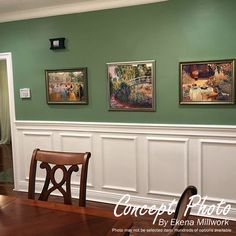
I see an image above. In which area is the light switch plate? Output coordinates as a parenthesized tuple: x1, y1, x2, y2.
(20, 88, 31, 98)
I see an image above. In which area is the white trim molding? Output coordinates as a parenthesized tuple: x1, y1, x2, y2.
(13, 120, 236, 220)
(15, 120, 236, 136)
(0, 0, 168, 23)
(198, 139, 236, 205)
(101, 135, 138, 193)
(146, 137, 189, 197)
(0, 52, 17, 187)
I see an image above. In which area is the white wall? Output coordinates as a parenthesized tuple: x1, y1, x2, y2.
(13, 121, 236, 220)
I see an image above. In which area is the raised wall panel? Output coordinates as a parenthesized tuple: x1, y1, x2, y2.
(59, 133, 92, 152)
(200, 139, 236, 203)
(13, 121, 236, 219)
(22, 131, 53, 180)
(147, 137, 188, 197)
(59, 133, 94, 187)
(101, 135, 137, 192)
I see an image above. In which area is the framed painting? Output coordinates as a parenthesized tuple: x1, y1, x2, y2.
(179, 60, 235, 104)
(107, 60, 155, 111)
(45, 68, 88, 104)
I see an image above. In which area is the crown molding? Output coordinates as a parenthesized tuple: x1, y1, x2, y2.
(0, 0, 168, 23)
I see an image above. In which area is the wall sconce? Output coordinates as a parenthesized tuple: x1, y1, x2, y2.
(49, 37, 65, 50)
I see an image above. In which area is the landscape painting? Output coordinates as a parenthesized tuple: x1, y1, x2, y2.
(45, 68, 88, 104)
(107, 60, 155, 111)
(180, 60, 235, 104)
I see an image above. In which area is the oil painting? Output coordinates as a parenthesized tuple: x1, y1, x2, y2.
(45, 68, 88, 104)
(107, 60, 155, 111)
(180, 60, 235, 104)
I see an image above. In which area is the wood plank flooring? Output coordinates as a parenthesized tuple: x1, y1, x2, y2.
(0, 144, 236, 235)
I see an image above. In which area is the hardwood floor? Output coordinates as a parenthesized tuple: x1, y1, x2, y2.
(0, 144, 236, 235)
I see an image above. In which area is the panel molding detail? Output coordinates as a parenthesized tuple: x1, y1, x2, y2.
(100, 135, 138, 192)
(12, 120, 236, 220)
(58, 132, 94, 187)
(22, 131, 52, 136)
(199, 139, 236, 205)
(146, 137, 189, 197)
(21, 131, 53, 180)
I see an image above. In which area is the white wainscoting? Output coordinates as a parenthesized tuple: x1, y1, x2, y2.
(13, 121, 236, 220)
(146, 137, 189, 197)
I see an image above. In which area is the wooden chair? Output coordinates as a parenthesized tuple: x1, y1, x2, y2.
(28, 148, 91, 207)
(167, 185, 198, 236)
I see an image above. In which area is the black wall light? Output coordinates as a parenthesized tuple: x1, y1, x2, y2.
(49, 37, 65, 50)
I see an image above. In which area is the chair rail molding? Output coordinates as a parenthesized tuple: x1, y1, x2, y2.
(13, 120, 236, 220)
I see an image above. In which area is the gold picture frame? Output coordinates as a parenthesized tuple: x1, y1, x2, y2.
(45, 68, 88, 104)
(179, 59, 235, 104)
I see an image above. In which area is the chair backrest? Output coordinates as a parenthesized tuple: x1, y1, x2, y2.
(168, 185, 197, 236)
(28, 148, 91, 207)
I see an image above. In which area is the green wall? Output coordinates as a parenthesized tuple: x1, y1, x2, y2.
(1, 0, 236, 124)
